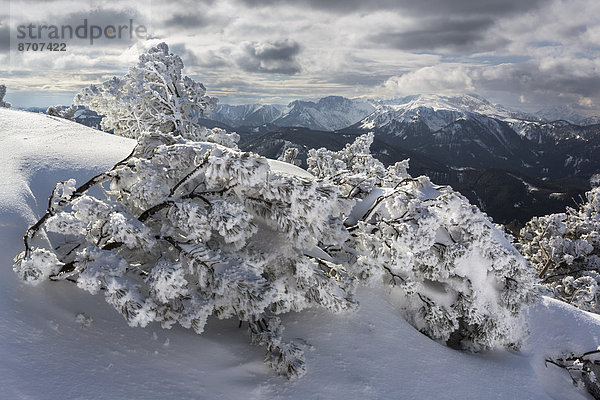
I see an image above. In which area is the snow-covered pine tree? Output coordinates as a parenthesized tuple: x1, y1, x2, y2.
(0, 84, 11, 108)
(14, 131, 357, 378)
(520, 186, 600, 312)
(307, 133, 538, 351)
(74, 43, 233, 145)
(47, 104, 77, 120)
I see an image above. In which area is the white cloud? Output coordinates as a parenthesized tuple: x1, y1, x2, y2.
(384, 65, 475, 96)
(579, 97, 594, 107)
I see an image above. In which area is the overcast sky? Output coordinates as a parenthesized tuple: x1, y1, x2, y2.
(1, 0, 600, 113)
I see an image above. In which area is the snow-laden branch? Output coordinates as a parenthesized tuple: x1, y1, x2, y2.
(14, 132, 356, 378)
(308, 132, 537, 351)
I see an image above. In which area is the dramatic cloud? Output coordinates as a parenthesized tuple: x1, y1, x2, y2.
(163, 14, 208, 28)
(236, 39, 302, 74)
(237, 0, 545, 17)
(155, 43, 198, 67)
(384, 58, 600, 110)
(1, 0, 599, 113)
(194, 48, 231, 69)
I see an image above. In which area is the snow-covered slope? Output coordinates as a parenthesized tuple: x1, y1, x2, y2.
(0, 109, 134, 224)
(0, 108, 598, 399)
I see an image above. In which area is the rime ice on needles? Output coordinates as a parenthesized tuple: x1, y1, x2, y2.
(74, 43, 238, 147)
(308, 133, 538, 351)
(520, 187, 600, 313)
(14, 131, 356, 378)
(546, 351, 600, 399)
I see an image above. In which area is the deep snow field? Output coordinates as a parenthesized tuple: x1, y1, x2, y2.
(1, 107, 598, 400)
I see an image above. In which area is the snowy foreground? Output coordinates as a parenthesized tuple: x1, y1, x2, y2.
(0, 108, 598, 400)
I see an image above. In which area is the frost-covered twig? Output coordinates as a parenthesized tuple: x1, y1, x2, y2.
(23, 146, 137, 257)
(546, 352, 600, 399)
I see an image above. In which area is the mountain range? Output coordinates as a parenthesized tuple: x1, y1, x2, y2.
(203, 96, 375, 131)
(535, 104, 600, 125)
(346, 94, 600, 179)
(217, 94, 599, 231)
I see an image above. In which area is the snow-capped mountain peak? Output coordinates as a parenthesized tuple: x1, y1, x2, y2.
(276, 96, 375, 131)
(352, 93, 600, 181)
(362, 94, 539, 132)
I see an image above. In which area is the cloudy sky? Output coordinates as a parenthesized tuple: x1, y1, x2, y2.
(1, 0, 600, 113)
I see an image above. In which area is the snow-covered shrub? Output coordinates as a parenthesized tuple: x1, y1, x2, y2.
(308, 133, 538, 351)
(14, 128, 539, 376)
(0, 84, 11, 108)
(14, 132, 356, 378)
(520, 187, 600, 312)
(74, 43, 234, 145)
(47, 104, 77, 120)
(547, 350, 600, 399)
(591, 174, 600, 189)
(278, 147, 301, 166)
